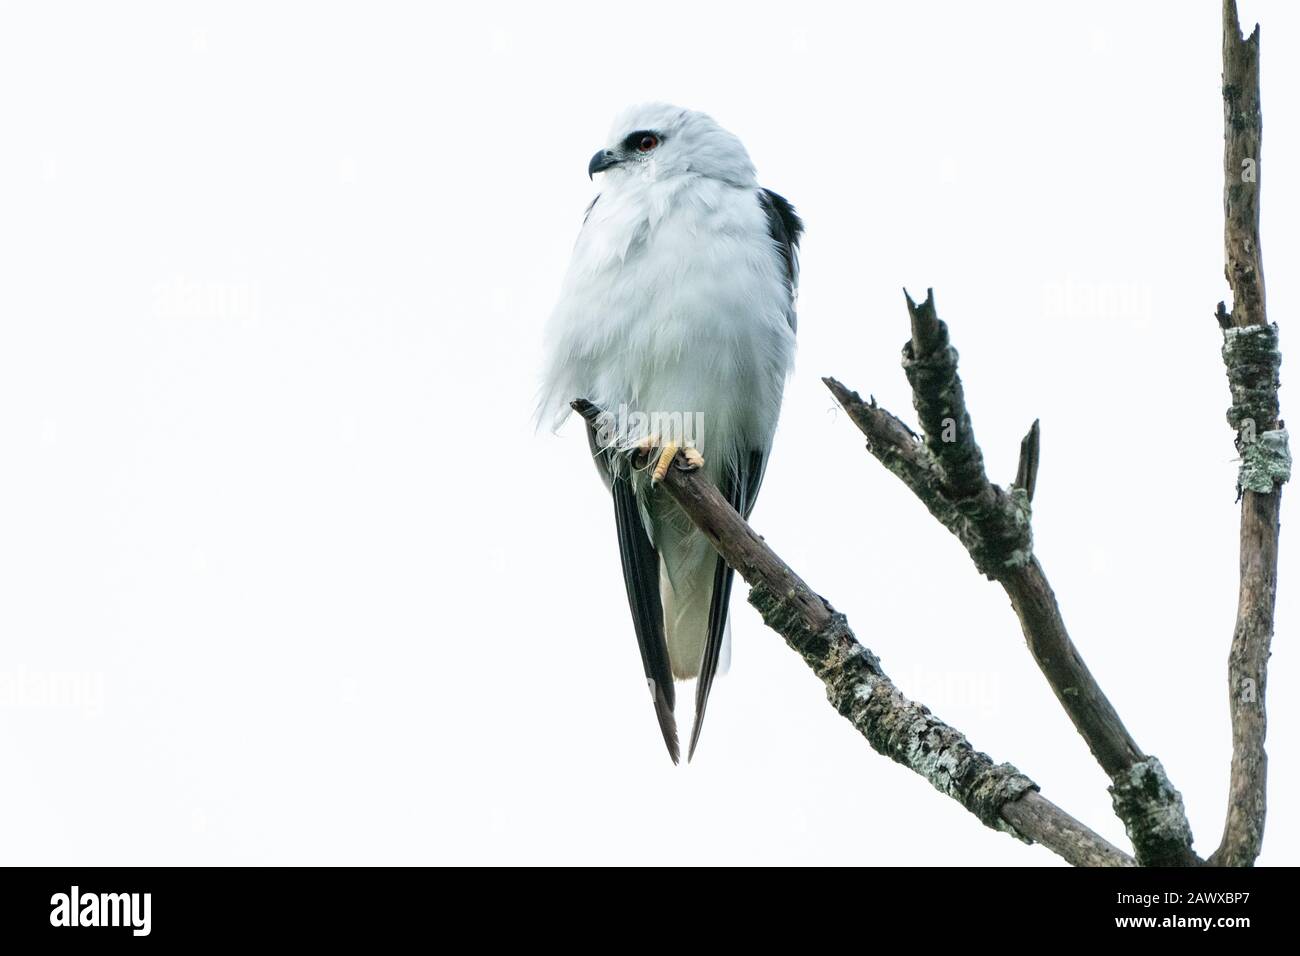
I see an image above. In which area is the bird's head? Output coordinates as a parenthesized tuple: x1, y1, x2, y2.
(587, 103, 757, 188)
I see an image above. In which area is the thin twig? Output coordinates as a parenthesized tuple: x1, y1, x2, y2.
(1014, 420, 1040, 502)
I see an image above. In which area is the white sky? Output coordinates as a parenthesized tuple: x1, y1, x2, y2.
(0, 0, 1295, 865)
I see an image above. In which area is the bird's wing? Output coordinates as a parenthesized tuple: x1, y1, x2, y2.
(689, 189, 802, 759)
(688, 449, 766, 760)
(585, 423, 680, 763)
(758, 188, 804, 332)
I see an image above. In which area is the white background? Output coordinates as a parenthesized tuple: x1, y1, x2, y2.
(0, 0, 1295, 865)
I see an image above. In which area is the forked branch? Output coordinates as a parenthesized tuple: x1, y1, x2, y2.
(571, 399, 1134, 868)
(824, 289, 1198, 867)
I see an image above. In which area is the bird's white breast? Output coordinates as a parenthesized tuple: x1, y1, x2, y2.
(539, 175, 795, 483)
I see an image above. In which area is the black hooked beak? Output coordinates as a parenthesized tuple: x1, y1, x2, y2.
(588, 149, 620, 179)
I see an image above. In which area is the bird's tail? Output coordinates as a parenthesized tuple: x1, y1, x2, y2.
(657, 522, 716, 682)
(656, 516, 736, 760)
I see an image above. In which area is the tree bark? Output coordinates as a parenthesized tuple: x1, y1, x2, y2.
(1209, 0, 1287, 868)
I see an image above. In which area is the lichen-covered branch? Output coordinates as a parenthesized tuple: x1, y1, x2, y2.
(1209, 0, 1286, 869)
(571, 399, 1133, 867)
(824, 291, 1198, 867)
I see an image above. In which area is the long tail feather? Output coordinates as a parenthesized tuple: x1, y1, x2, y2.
(688, 450, 764, 760)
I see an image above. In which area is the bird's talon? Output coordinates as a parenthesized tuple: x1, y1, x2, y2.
(679, 446, 705, 471)
(651, 442, 679, 484)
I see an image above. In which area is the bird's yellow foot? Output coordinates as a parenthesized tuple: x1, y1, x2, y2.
(632, 437, 704, 485)
(651, 442, 680, 485)
(649, 443, 704, 484)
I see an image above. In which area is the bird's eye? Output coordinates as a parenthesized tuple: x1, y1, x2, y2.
(636, 134, 659, 152)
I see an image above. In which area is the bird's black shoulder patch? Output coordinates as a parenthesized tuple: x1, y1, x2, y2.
(758, 188, 803, 290)
(758, 188, 803, 332)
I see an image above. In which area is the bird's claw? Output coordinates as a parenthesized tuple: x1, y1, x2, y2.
(679, 446, 705, 472)
(651, 442, 680, 484)
(651, 442, 705, 485)
(631, 436, 704, 485)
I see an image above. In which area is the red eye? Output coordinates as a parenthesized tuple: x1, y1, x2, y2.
(637, 134, 659, 152)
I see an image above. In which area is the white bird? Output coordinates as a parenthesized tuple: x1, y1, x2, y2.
(538, 103, 802, 762)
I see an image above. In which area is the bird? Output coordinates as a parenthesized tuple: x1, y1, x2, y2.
(537, 103, 802, 762)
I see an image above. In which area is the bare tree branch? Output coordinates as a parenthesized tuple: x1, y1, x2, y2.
(1221, 0, 1266, 332)
(999, 791, 1133, 869)
(571, 399, 1135, 868)
(824, 290, 1198, 867)
(1210, 0, 1288, 868)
